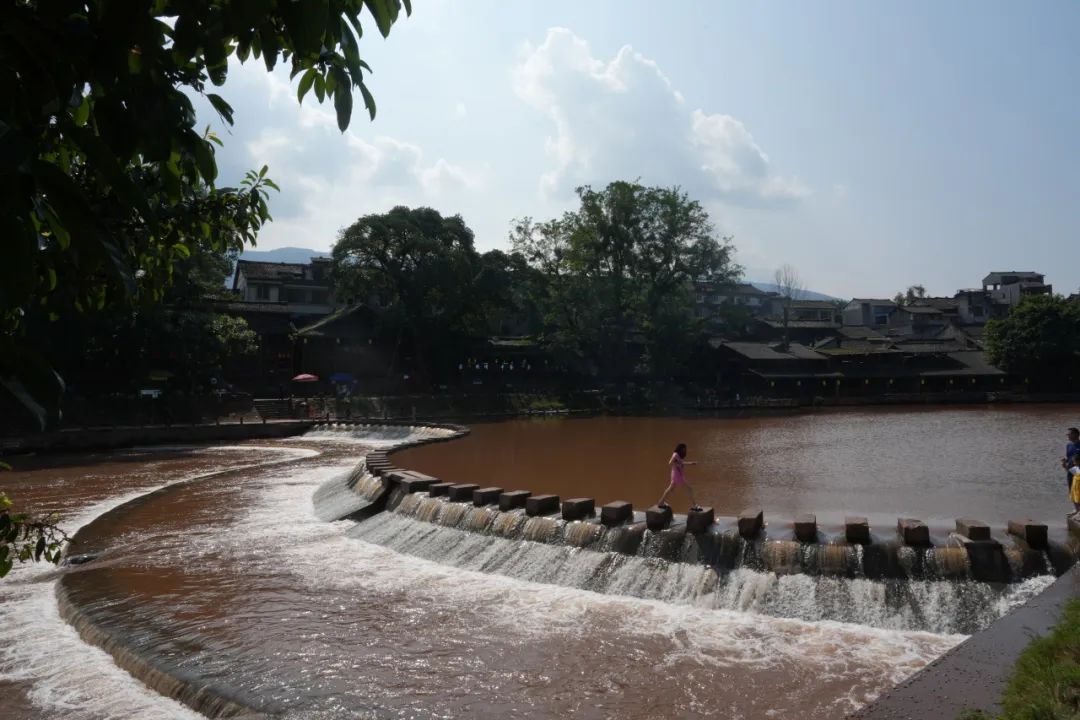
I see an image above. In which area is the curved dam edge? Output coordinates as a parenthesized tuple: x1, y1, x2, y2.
(852, 562, 1080, 718)
(52, 446, 325, 719)
(55, 422, 467, 720)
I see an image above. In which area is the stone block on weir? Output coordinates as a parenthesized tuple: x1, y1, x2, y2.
(447, 483, 480, 502)
(898, 518, 930, 546)
(845, 516, 870, 544)
(794, 514, 817, 542)
(686, 506, 715, 534)
(1007, 519, 1048, 549)
(473, 487, 504, 506)
(600, 501, 633, 527)
(525, 494, 560, 516)
(738, 509, 764, 539)
(428, 482, 453, 498)
(499, 490, 531, 511)
(562, 498, 595, 521)
(646, 505, 673, 531)
(398, 475, 437, 494)
(955, 518, 990, 541)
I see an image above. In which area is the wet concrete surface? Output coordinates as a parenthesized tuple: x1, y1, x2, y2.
(853, 564, 1080, 718)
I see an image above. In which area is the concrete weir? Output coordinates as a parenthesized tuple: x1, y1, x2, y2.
(359, 446, 1078, 583)
(321, 421, 1078, 584)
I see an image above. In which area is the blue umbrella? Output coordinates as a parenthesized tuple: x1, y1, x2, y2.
(329, 372, 356, 384)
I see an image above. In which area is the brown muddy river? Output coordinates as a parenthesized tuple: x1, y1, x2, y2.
(0, 406, 1073, 719)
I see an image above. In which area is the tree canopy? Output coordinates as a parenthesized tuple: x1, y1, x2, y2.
(985, 294, 1080, 379)
(512, 181, 740, 378)
(0, 0, 410, 428)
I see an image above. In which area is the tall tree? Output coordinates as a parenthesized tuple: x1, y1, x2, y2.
(1, 0, 410, 429)
(332, 207, 481, 382)
(893, 284, 928, 306)
(513, 181, 740, 378)
(986, 294, 1080, 381)
(773, 264, 804, 351)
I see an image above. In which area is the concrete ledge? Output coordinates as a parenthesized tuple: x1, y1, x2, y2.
(1008, 518, 1048, 549)
(686, 507, 715, 534)
(473, 487, 503, 506)
(956, 518, 990, 541)
(447, 483, 480, 502)
(600, 501, 632, 527)
(898, 518, 930, 546)
(853, 565, 1080, 719)
(562, 498, 595, 520)
(795, 514, 817, 542)
(525, 494, 559, 516)
(428, 482, 453, 497)
(498, 490, 531, 511)
(738, 509, 764, 539)
(846, 516, 870, 544)
(646, 505, 673, 531)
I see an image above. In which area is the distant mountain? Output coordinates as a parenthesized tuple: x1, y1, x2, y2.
(237, 246, 331, 264)
(748, 282, 841, 302)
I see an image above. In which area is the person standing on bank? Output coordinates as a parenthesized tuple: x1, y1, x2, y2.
(658, 443, 702, 511)
(1062, 428, 1080, 493)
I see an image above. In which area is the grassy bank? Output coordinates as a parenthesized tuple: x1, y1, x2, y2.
(960, 598, 1080, 720)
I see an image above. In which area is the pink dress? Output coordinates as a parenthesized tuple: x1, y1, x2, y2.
(670, 453, 686, 486)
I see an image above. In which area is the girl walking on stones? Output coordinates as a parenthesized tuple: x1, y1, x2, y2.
(657, 442, 702, 511)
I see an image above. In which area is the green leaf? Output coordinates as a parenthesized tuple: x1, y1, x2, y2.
(314, 73, 326, 102)
(333, 83, 353, 131)
(72, 97, 90, 127)
(192, 137, 218, 183)
(172, 243, 191, 259)
(363, 0, 398, 38)
(206, 93, 235, 125)
(359, 82, 376, 120)
(297, 68, 317, 103)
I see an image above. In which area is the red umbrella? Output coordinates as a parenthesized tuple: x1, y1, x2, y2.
(292, 373, 319, 382)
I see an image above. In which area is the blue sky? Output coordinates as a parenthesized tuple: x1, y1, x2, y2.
(195, 0, 1080, 298)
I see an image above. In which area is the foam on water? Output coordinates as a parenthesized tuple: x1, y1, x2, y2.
(225, 463, 967, 713)
(0, 444, 317, 720)
(297, 423, 459, 447)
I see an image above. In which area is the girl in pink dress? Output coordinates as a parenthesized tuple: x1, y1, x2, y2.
(657, 443, 701, 511)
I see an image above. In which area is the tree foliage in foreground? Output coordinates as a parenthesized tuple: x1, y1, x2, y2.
(985, 295, 1080, 378)
(0, 0, 410, 428)
(0, 488, 68, 578)
(512, 181, 741, 378)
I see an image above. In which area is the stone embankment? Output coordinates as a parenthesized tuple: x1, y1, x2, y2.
(346, 440, 1079, 583)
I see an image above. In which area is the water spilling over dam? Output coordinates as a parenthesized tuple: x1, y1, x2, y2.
(2, 407, 1075, 719)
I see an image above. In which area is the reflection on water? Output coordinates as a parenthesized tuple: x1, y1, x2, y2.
(395, 406, 1080, 523)
(0, 412, 1069, 719)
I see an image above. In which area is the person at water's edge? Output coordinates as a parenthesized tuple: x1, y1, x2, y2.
(657, 443, 702, 512)
(1063, 427, 1080, 491)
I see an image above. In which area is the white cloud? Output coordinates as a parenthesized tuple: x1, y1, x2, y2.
(192, 60, 484, 249)
(513, 28, 807, 205)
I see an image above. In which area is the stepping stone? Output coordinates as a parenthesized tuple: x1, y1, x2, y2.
(562, 498, 595, 521)
(738, 509, 764, 539)
(600, 501, 633, 527)
(898, 518, 930, 546)
(794, 514, 817, 542)
(1007, 518, 1048, 549)
(645, 505, 673, 531)
(955, 518, 990, 541)
(447, 483, 479, 502)
(499, 490, 531, 511)
(473, 487, 504, 506)
(525, 494, 560, 516)
(428, 482, 453, 497)
(686, 506, 715, 534)
(845, 516, 870, 544)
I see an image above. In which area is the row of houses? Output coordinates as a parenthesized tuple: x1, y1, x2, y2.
(219, 259, 1051, 395)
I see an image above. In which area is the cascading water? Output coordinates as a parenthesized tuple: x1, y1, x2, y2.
(346, 508, 1050, 635)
